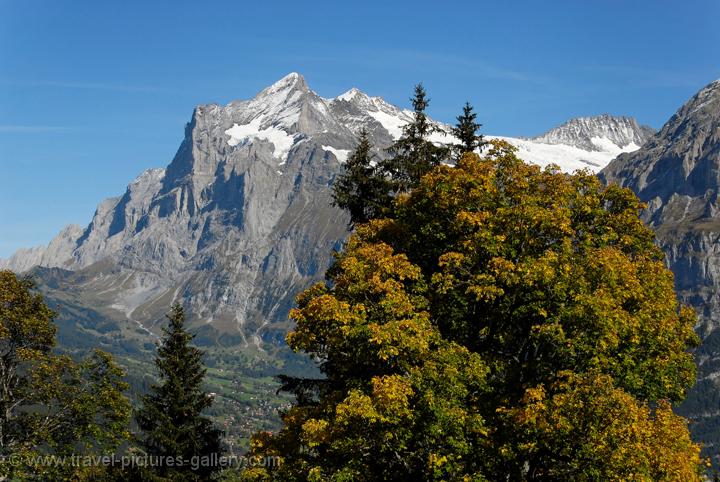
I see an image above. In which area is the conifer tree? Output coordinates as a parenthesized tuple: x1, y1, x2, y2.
(380, 84, 450, 193)
(451, 101, 484, 159)
(332, 129, 391, 226)
(136, 304, 222, 481)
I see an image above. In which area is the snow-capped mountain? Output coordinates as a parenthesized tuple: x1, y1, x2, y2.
(531, 114, 654, 151)
(0, 73, 651, 347)
(330, 87, 653, 172)
(493, 114, 654, 172)
(326, 85, 654, 173)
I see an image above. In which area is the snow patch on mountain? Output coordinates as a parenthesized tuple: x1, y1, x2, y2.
(591, 136, 640, 153)
(225, 119, 297, 162)
(336, 87, 363, 102)
(322, 145, 351, 163)
(368, 109, 407, 139)
(493, 136, 642, 172)
(221, 73, 316, 163)
(239, 72, 305, 128)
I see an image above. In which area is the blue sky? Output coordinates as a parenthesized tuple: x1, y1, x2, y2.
(1, 0, 718, 257)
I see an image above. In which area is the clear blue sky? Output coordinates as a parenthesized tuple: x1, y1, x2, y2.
(1, 0, 718, 257)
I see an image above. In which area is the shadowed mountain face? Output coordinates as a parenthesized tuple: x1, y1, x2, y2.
(0, 73, 650, 352)
(601, 79, 720, 460)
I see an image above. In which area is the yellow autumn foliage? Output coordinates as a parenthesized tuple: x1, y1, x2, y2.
(246, 140, 703, 481)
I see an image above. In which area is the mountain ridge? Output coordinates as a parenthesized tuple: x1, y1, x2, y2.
(0, 74, 652, 349)
(1, 74, 651, 275)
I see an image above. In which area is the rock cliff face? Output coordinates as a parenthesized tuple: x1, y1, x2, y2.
(1, 73, 650, 348)
(601, 79, 720, 458)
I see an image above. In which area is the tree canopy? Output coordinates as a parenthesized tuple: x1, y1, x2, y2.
(333, 87, 485, 228)
(379, 83, 450, 193)
(331, 129, 391, 227)
(246, 141, 703, 481)
(0, 270, 131, 481)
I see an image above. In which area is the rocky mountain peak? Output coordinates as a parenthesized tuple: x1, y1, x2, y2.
(332, 87, 381, 111)
(260, 72, 308, 96)
(222, 72, 333, 137)
(531, 114, 654, 152)
(653, 78, 720, 146)
(0, 224, 83, 272)
(328, 88, 413, 143)
(335, 87, 364, 102)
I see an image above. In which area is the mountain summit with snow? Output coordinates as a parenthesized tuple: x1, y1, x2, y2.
(0, 73, 650, 348)
(531, 114, 654, 152)
(491, 114, 653, 172)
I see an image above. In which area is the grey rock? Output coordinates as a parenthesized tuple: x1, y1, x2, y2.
(2, 74, 366, 344)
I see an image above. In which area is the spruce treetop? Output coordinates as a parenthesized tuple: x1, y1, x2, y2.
(452, 101, 485, 159)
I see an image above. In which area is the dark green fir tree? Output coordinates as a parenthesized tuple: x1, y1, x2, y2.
(331, 129, 391, 226)
(451, 101, 485, 159)
(136, 304, 222, 481)
(380, 83, 450, 192)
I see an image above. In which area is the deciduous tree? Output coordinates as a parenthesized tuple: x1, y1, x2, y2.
(0, 270, 131, 481)
(248, 141, 703, 480)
